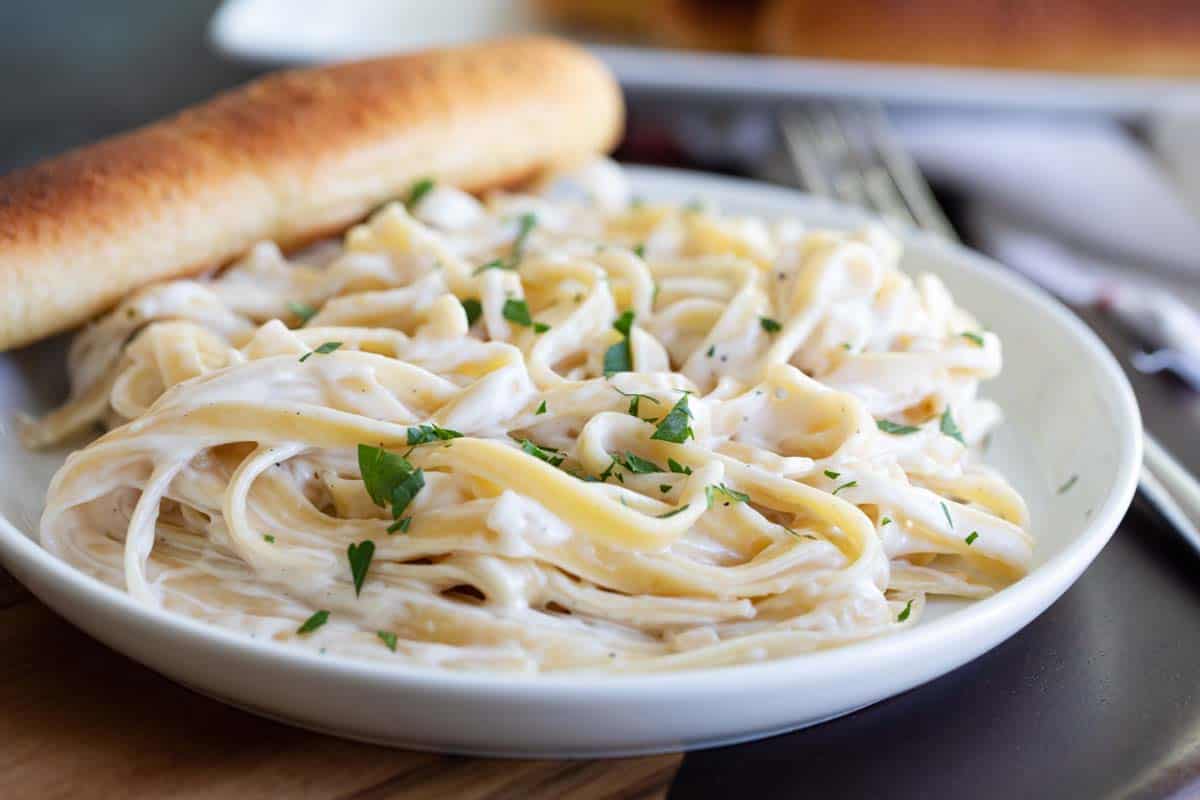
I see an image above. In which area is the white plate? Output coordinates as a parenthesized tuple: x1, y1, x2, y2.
(0, 168, 1141, 757)
(209, 0, 1200, 116)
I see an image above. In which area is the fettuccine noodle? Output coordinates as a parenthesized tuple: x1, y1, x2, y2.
(29, 160, 1031, 672)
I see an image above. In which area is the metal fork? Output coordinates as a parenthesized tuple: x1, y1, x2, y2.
(779, 101, 1200, 554)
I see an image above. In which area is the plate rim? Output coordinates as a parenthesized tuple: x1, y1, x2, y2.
(0, 165, 1142, 700)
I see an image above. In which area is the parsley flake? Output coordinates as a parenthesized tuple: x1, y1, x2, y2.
(511, 213, 537, 261)
(387, 517, 411, 534)
(961, 331, 985, 347)
(287, 301, 317, 325)
(347, 540, 375, 596)
(877, 419, 921, 435)
(1057, 474, 1079, 494)
(407, 177, 435, 208)
(659, 484, 671, 493)
(965, 531, 979, 545)
(760, 317, 782, 333)
(614, 386, 660, 418)
(502, 299, 550, 333)
(880, 517, 892, 526)
(460, 298, 482, 326)
(824, 469, 841, 479)
(604, 311, 636, 376)
(668, 458, 692, 475)
(650, 394, 694, 443)
(706, 345, 715, 358)
(297, 610, 330, 635)
(832, 480, 857, 495)
(940, 501, 954, 530)
(299, 341, 342, 362)
(263, 534, 276, 543)
(473, 258, 513, 275)
(377, 630, 398, 652)
(940, 407, 965, 444)
(706, 483, 750, 507)
(633, 243, 646, 258)
(406, 424, 463, 446)
(657, 506, 689, 519)
(897, 599, 913, 622)
(520, 439, 565, 467)
(535, 400, 547, 415)
(618, 452, 665, 474)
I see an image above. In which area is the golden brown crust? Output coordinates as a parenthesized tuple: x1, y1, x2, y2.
(0, 36, 623, 351)
(652, 0, 768, 53)
(757, 0, 1200, 75)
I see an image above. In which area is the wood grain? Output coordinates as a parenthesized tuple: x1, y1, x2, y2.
(0, 582, 681, 800)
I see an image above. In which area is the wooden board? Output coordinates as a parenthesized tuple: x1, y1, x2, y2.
(0, 572, 681, 800)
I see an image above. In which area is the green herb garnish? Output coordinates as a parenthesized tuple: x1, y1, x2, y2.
(407, 177, 435, 208)
(897, 599, 913, 622)
(706, 483, 750, 507)
(668, 458, 692, 475)
(880, 517, 892, 526)
(659, 484, 671, 494)
(940, 501, 954, 530)
(461, 298, 483, 326)
(940, 407, 965, 444)
(377, 630, 398, 652)
(347, 541, 375, 596)
(263, 534, 275, 543)
(358, 445, 415, 508)
(706, 345, 715, 358)
(965, 531, 979, 545)
(406, 424, 463, 446)
(877, 419, 921, 435)
(633, 243, 646, 258)
(388, 517, 411, 534)
(1057, 474, 1079, 494)
(832, 480, 857, 495)
(519, 439, 565, 467)
(502, 299, 550, 333)
(603, 311, 636, 376)
(650, 394, 694, 443)
(299, 341, 342, 362)
(287, 301, 317, 325)
(297, 610, 330, 635)
(657, 506, 690, 519)
(511, 212, 537, 261)
(613, 386, 660, 418)
(962, 331, 985, 347)
(824, 469, 841, 479)
(760, 317, 782, 333)
(535, 400, 547, 415)
(618, 452, 665, 474)
(473, 258, 513, 275)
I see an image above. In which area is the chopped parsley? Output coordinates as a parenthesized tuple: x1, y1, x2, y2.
(877, 419, 921, 435)
(841, 342, 852, 351)
(357, 444, 425, 526)
(388, 517, 411, 534)
(614, 386, 660, 418)
(297, 610, 330, 635)
(824, 469, 841, 479)
(511, 213, 537, 261)
(603, 311, 636, 376)
(377, 630, 398, 652)
(897, 599, 913, 622)
(706, 483, 750, 507)
(760, 317, 782, 333)
(880, 517, 892, 526)
(659, 484, 672, 494)
(406, 424, 463, 445)
(965, 531, 979, 545)
(535, 400, 547, 415)
(961, 331, 985, 347)
(940, 407, 965, 444)
(287, 301, 317, 325)
(473, 258, 512, 275)
(650, 394, 694, 443)
(706, 345, 715, 358)
(657, 506, 690, 519)
(633, 243, 646, 258)
(832, 480, 857, 496)
(617, 451, 665, 474)
(940, 501, 954, 530)
(347, 540, 375, 596)
(502, 298, 550, 333)
(598, 458, 620, 483)
(407, 177, 435, 208)
(519, 439, 565, 467)
(460, 298, 482, 326)
(1057, 474, 1079, 494)
(263, 534, 276, 543)
(668, 458, 692, 475)
(299, 341, 342, 362)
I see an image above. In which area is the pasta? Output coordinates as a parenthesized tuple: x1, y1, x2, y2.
(29, 159, 1032, 673)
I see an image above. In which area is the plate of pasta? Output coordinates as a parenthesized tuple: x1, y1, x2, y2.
(0, 159, 1139, 755)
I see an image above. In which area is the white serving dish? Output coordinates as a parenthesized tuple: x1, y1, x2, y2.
(0, 168, 1141, 756)
(209, 0, 1200, 116)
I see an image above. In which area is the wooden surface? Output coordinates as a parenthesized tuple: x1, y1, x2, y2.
(0, 572, 680, 800)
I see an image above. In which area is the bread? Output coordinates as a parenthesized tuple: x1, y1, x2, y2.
(757, 0, 1200, 76)
(0, 36, 624, 352)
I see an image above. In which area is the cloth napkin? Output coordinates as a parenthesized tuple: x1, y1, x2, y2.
(893, 114, 1200, 386)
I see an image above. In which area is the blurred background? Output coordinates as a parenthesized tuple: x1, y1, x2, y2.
(5, 2, 1200, 796)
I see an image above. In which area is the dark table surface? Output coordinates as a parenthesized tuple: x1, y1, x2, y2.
(4, 3, 1200, 799)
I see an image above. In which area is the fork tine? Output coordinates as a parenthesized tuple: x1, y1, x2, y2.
(832, 103, 920, 230)
(779, 108, 833, 200)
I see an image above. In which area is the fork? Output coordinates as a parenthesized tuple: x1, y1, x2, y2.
(778, 101, 1200, 554)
